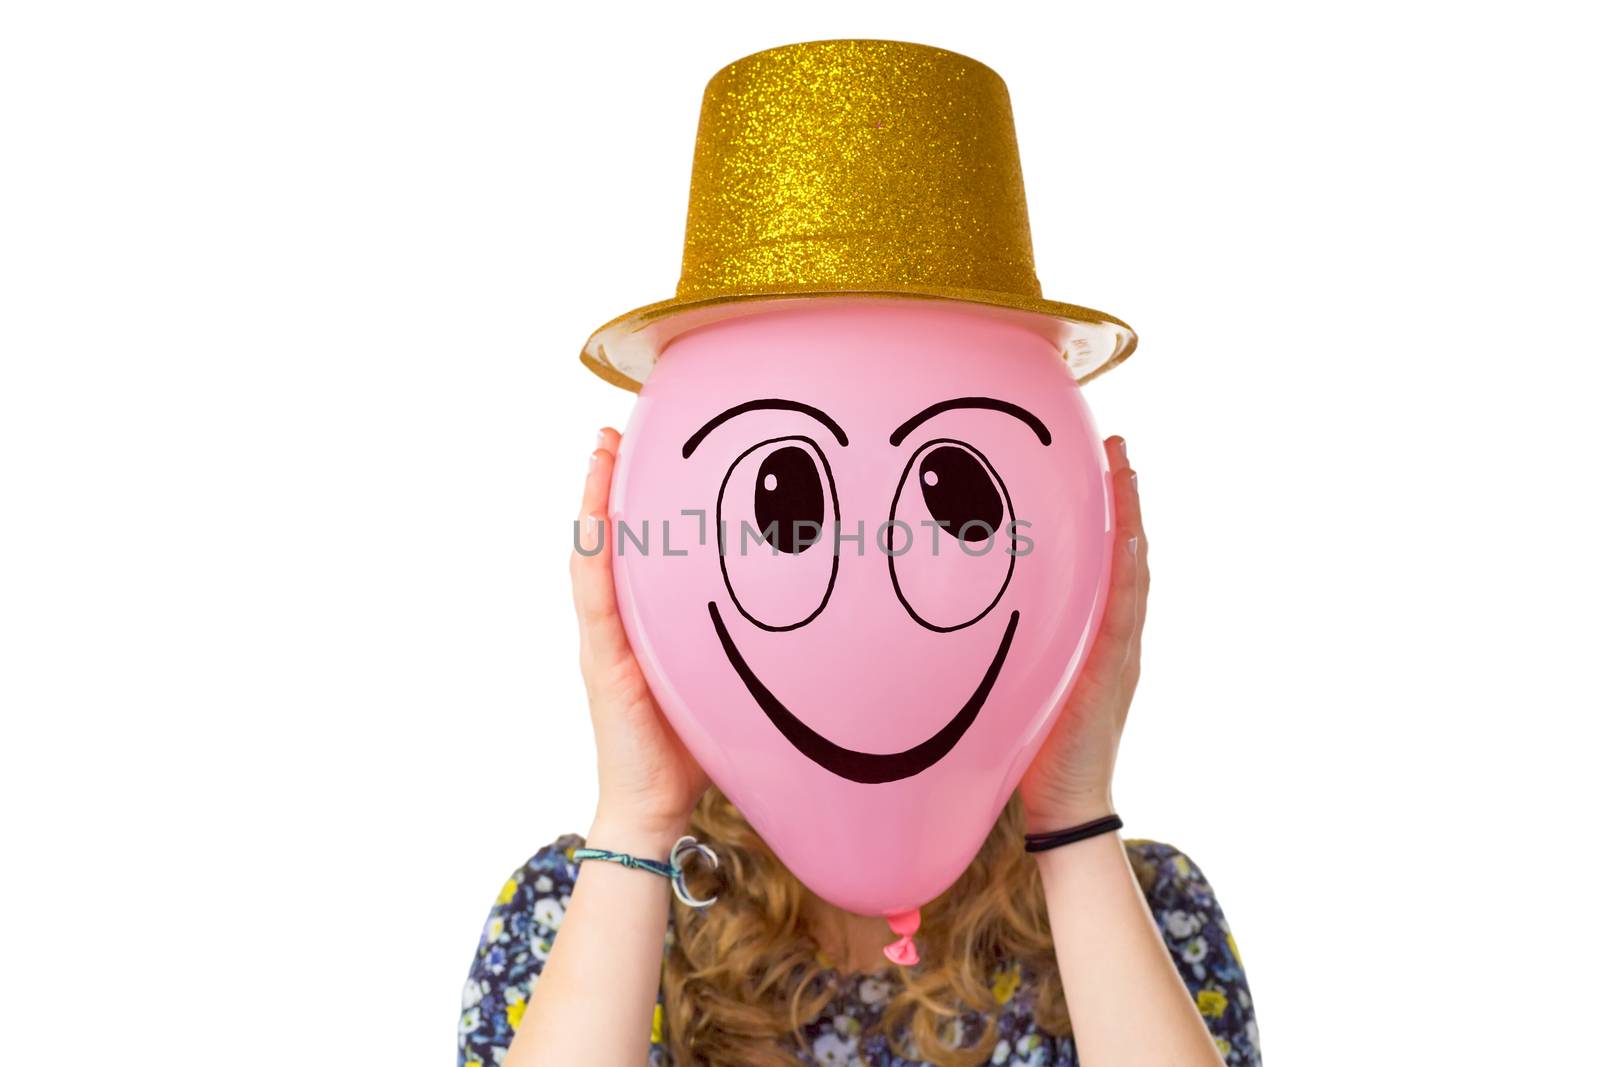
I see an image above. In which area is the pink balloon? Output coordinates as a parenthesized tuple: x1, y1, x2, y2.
(610, 299, 1114, 917)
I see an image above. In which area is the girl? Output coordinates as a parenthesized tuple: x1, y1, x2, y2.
(459, 431, 1257, 1067)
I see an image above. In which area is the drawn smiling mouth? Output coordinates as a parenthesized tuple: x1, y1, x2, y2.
(707, 602, 1021, 784)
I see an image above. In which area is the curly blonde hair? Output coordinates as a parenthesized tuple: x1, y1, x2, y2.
(662, 788, 1129, 1066)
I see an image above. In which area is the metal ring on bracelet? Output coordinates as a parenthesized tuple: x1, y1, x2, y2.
(669, 835, 720, 908)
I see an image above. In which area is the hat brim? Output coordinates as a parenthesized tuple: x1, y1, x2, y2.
(579, 286, 1137, 393)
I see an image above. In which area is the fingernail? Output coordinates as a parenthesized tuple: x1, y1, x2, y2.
(1130, 471, 1138, 491)
(596, 429, 607, 449)
(1126, 535, 1140, 557)
(588, 451, 598, 472)
(584, 513, 601, 534)
(1114, 437, 1128, 462)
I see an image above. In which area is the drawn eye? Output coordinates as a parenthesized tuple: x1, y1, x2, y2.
(888, 439, 1015, 632)
(917, 445, 1004, 543)
(754, 445, 826, 554)
(718, 436, 839, 630)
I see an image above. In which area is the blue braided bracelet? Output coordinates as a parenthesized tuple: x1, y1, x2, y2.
(572, 835, 720, 908)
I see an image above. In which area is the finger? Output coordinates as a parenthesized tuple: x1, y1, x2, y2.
(1106, 436, 1142, 545)
(1073, 438, 1149, 698)
(570, 434, 633, 671)
(570, 443, 616, 618)
(1105, 435, 1149, 654)
(1104, 435, 1130, 477)
(1119, 462, 1149, 710)
(1095, 464, 1144, 659)
(576, 429, 616, 527)
(1120, 447, 1150, 661)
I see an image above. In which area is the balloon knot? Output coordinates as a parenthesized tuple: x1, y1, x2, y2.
(883, 908, 922, 966)
(884, 935, 919, 966)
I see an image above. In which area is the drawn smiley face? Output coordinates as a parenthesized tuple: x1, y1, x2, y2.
(684, 396, 1052, 784)
(609, 299, 1112, 914)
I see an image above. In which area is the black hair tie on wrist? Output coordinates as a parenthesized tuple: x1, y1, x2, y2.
(1023, 814, 1124, 853)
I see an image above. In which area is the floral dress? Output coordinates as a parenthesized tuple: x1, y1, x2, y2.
(459, 835, 1260, 1066)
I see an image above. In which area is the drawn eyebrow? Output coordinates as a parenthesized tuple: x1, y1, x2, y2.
(682, 399, 849, 458)
(888, 397, 1052, 447)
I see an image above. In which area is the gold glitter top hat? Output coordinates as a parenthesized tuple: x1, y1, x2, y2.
(580, 39, 1137, 391)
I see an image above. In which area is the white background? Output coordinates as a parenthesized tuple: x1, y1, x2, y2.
(2, 2, 1596, 1063)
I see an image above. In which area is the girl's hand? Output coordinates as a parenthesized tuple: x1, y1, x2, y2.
(1019, 435, 1150, 833)
(571, 428, 708, 844)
